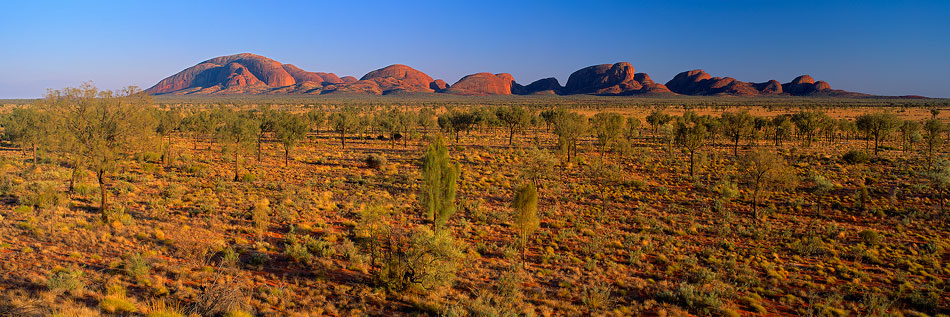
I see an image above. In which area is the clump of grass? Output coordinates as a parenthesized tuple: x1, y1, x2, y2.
(581, 279, 612, 310)
(123, 253, 150, 278)
(46, 269, 84, 296)
(100, 283, 137, 313)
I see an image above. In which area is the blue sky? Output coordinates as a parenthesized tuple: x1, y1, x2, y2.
(1, 0, 948, 98)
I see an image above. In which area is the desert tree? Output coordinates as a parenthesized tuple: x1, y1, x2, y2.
(898, 120, 922, 154)
(519, 147, 557, 193)
(181, 111, 214, 150)
(721, 111, 754, 156)
(376, 108, 402, 148)
(856, 112, 899, 155)
(1, 106, 50, 166)
(45, 83, 156, 215)
(624, 116, 641, 142)
(421, 135, 459, 232)
(674, 111, 707, 178)
(739, 150, 797, 221)
(930, 160, 950, 213)
(438, 109, 477, 143)
(220, 111, 260, 181)
(153, 108, 182, 165)
(646, 109, 672, 141)
(770, 115, 794, 146)
(923, 118, 947, 168)
(792, 111, 826, 147)
(552, 110, 587, 162)
(811, 174, 835, 217)
(274, 112, 310, 166)
(417, 107, 438, 138)
(306, 109, 326, 134)
(589, 112, 625, 156)
(511, 182, 539, 267)
(255, 106, 279, 162)
(495, 106, 531, 146)
(329, 109, 360, 149)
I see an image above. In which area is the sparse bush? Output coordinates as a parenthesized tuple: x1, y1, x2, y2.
(581, 279, 613, 310)
(375, 227, 464, 293)
(191, 280, 248, 316)
(365, 153, 387, 169)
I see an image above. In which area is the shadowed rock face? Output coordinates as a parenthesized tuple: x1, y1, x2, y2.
(445, 73, 516, 95)
(562, 63, 671, 95)
(519, 77, 563, 95)
(667, 70, 835, 96)
(147, 53, 871, 97)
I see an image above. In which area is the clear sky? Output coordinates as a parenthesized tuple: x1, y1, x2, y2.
(1, 0, 948, 98)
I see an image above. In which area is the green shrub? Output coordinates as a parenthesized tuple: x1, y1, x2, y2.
(858, 229, 881, 246)
(842, 150, 869, 164)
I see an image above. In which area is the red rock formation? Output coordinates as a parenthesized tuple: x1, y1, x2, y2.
(563, 63, 669, 95)
(360, 64, 435, 93)
(340, 76, 358, 84)
(445, 73, 516, 95)
(430, 79, 449, 91)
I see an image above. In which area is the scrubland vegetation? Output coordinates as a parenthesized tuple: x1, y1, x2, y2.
(0, 84, 948, 316)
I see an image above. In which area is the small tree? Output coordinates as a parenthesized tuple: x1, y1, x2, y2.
(275, 113, 310, 166)
(255, 106, 279, 162)
(45, 84, 156, 215)
(674, 112, 707, 178)
(417, 108, 438, 138)
(721, 111, 754, 156)
(930, 160, 950, 213)
(624, 116, 641, 142)
(520, 147, 557, 192)
(740, 150, 796, 221)
(512, 183, 539, 267)
(153, 108, 182, 165)
(421, 136, 459, 232)
(589, 112, 625, 156)
(552, 111, 587, 162)
(329, 110, 360, 149)
(2, 107, 49, 166)
(811, 174, 835, 217)
(792, 111, 826, 147)
(856, 112, 899, 155)
(646, 109, 672, 141)
(220, 112, 260, 181)
(923, 119, 946, 169)
(438, 109, 477, 143)
(496, 106, 531, 146)
(898, 120, 922, 154)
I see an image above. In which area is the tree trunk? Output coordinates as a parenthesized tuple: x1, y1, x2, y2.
(340, 131, 346, 149)
(97, 169, 108, 217)
(257, 136, 262, 162)
(284, 146, 290, 167)
(31, 143, 37, 166)
(233, 148, 240, 181)
(689, 150, 695, 178)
